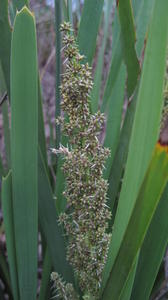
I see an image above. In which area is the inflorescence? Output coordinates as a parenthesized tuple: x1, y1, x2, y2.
(51, 22, 111, 300)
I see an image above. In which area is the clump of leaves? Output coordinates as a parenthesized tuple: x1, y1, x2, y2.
(51, 22, 111, 300)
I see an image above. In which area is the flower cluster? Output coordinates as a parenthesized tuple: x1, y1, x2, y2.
(51, 22, 111, 299)
(51, 272, 79, 300)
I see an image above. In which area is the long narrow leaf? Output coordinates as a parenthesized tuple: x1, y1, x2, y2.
(2, 171, 19, 300)
(102, 0, 168, 289)
(54, 0, 62, 150)
(38, 79, 48, 169)
(11, 7, 38, 299)
(38, 148, 74, 283)
(132, 0, 155, 56)
(117, 0, 140, 96)
(67, 0, 73, 25)
(77, 0, 104, 65)
(105, 0, 155, 215)
(120, 253, 139, 300)
(91, 0, 113, 113)
(0, 0, 11, 96)
(103, 63, 126, 179)
(101, 0, 155, 112)
(107, 86, 138, 212)
(101, 10, 122, 113)
(102, 145, 168, 299)
(131, 181, 168, 300)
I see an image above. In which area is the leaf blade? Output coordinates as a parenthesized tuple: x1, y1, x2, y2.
(131, 182, 168, 300)
(0, 0, 11, 96)
(102, 146, 168, 299)
(77, 0, 104, 65)
(102, 0, 168, 289)
(11, 7, 38, 299)
(2, 171, 19, 300)
(38, 148, 74, 283)
(117, 0, 140, 96)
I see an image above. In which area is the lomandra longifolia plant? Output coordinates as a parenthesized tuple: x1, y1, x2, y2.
(2, 1, 168, 300)
(51, 22, 111, 300)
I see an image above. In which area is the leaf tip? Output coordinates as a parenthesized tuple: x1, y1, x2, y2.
(16, 5, 35, 19)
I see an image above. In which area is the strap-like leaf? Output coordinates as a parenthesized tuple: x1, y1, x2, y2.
(38, 148, 74, 283)
(102, 0, 168, 290)
(102, 145, 168, 299)
(11, 7, 38, 299)
(103, 63, 126, 179)
(131, 182, 168, 300)
(78, 0, 104, 65)
(117, 0, 140, 96)
(0, 0, 11, 95)
(2, 171, 19, 300)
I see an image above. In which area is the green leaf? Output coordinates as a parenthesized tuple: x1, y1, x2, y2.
(132, 0, 155, 56)
(38, 79, 48, 169)
(105, 0, 156, 215)
(0, 0, 11, 96)
(67, 0, 73, 25)
(11, 7, 38, 300)
(120, 253, 139, 300)
(101, 0, 154, 112)
(38, 148, 74, 283)
(101, 8, 122, 113)
(103, 63, 126, 179)
(54, 0, 62, 150)
(131, 182, 168, 300)
(102, 0, 168, 288)
(117, 0, 140, 96)
(102, 146, 168, 299)
(2, 171, 19, 300)
(12, 0, 29, 14)
(77, 0, 104, 65)
(91, 0, 113, 113)
(0, 1, 48, 172)
(62, 0, 68, 22)
(107, 86, 138, 213)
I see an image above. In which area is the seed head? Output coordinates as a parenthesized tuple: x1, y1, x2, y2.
(53, 22, 111, 299)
